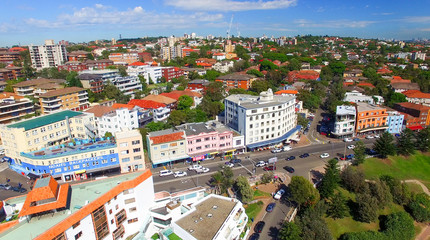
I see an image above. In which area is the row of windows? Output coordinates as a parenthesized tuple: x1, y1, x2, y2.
(121, 155, 142, 162)
(28, 158, 118, 174)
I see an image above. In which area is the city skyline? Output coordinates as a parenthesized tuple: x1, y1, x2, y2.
(1, 0, 430, 46)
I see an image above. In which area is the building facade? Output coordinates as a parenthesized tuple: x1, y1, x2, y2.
(109, 52, 139, 65)
(386, 108, 404, 134)
(0, 66, 23, 81)
(147, 129, 188, 167)
(29, 40, 68, 70)
(13, 78, 66, 98)
(394, 102, 430, 131)
(355, 102, 388, 135)
(39, 87, 89, 114)
(332, 105, 356, 139)
(344, 91, 384, 104)
(216, 73, 256, 90)
(161, 67, 184, 82)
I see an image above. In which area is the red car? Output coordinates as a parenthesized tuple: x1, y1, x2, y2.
(264, 166, 276, 171)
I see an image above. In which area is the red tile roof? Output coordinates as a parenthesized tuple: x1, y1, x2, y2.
(129, 61, 147, 66)
(85, 105, 115, 117)
(0, 220, 19, 234)
(128, 99, 166, 109)
(275, 90, 298, 95)
(402, 90, 430, 99)
(112, 103, 135, 110)
(357, 82, 375, 88)
(149, 131, 185, 145)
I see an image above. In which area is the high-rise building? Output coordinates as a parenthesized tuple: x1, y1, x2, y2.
(29, 40, 67, 70)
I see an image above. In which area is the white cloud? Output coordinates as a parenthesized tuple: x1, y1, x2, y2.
(404, 16, 430, 23)
(164, 0, 297, 12)
(294, 19, 375, 28)
(22, 4, 224, 30)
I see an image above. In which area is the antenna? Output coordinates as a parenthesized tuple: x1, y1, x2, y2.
(227, 14, 234, 40)
(237, 23, 240, 38)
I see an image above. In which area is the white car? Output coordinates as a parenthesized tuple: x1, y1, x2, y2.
(188, 164, 202, 171)
(343, 138, 353, 142)
(308, 113, 315, 117)
(274, 189, 286, 200)
(271, 148, 283, 153)
(196, 167, 210, 174)
(224, 162, 234, 168)
(374, 134, 380, 138)
(255, 161, 267, 167)
(283, 146, 292, 151)
(366, 135, 374, 139)
(320, 153, 330, 158)
(159, 170, 173, 177)
(347, 145, 355, 149)
(174, 171, 187, 178)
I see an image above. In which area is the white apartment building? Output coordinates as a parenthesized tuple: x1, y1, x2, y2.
(29, 40, 67, 70)
(127, 65, 162, 83)
(161, 45, 183, 61)
(224, 89, 299, 150)
(344, 90, 384, 104)
(212, 61, 234, 73)
(111, 75, 142, 96)
(88, 105, 140, 136)
(79, 69, 142, 95)
(172, 194, 248, 240)
(332, 105, 356, 139)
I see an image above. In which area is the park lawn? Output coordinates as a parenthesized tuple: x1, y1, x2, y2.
(325, 216, 379, 239)
(245, 201, 264, 225)
(406, 182, 425, 194)
(360, 153, 430, 186)
(253, 189, 271, 198)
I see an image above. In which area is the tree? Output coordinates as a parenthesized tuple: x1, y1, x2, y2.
(356, 193, 379, 223)
(104, 132, 113, 138)
(260, 60, 279, 71)
(397, 128, 415, 156)
(341, 167, 366, 193)
(328, 192, 348, 219)
(167, 110, 187, 126)
(368, 180, 392, 208)
(297, 113, 309, 127)
(352, 141, 366, 165)
(165, 82, 174, 93)
(386, 92, 407, 107)
(66, 71, 83, 87)
(296, 201, 332, 240)
(117, 65, 128, 77)
(102, 84, 130, 104)
(383, 212, 415, 240)
(250, 80, 269, 94)
(407, 193, 430, 222)
(211, 171, 224, 194)
(289, 176, 320, 208)
(246, 69, 264, 77)
(329, 61, 346, 76)
(205, 82, 225, 101)
(234, 176, 253, 203)
(199, 97, 224, 119)
(416, 127, 430, 152)
(318, 158, 340, 199)
(177, 95, 194, 110)
(204, 70, 221, 81)
(228, 88, 257, 95)
(145, 122, 170, 132)
(380, 175, 411, 205)
(287, 58, 301, 71)
(278, 221, 301, 240)
(340, 231, 385, 240)
(373, 132, 396, 158)
(185, 109, 208, 123)
(188, 71, 200, 80)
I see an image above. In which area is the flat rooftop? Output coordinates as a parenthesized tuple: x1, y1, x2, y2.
(225, 94, 295, 109)
(7, 110, 83, 131)
(175, 195, 236, 240)
(356, 102, 386, 112)
(1, 171, 144, 240)
(336, 105, 356, 115)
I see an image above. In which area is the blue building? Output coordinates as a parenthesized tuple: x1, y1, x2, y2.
(386, 108, 404, 134)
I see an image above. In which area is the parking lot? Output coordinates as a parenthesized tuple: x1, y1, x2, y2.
(0, 162, 32, 201)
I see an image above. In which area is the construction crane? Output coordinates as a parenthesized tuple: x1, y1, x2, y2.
(237, 23, 240, 38)
(227, 14, 234, 40)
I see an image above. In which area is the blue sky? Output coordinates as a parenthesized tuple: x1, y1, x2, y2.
(1, 0, 430, 46)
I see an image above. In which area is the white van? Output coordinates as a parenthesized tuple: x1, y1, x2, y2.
(283, 146, 292, 151)
(159, 170, 173, 177)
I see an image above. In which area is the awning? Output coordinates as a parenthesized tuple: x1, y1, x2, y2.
(407, 125, 424, 131)
(247, 125, 302, 149)
(209, 152, 219, 155)
(74, 169, 86, 174)
(225, 149, 236, 153)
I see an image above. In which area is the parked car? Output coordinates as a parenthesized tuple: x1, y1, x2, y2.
(11, 187, 26, 193)
(343, 138, 353, 142)
(271, 148, 283, 153)
(347, 145, 355, 149)
(224, 162, 234, 168)
(159, 170, 173, 177)
(286, 156, 296, 161)
(299, 153, 310, 158)
(3, 184, 12, 190)
(266, 203, 276, 212)
(230, 158, 242, 164)
(366, 148, 377, 155)
(188, 165, 202, 171)
(283, 146, 292, 151)
(263, 165, 276, 171)
(347, 154, 355, 160)
(274, 189, 286, 200)
(366, 135, 374, 139)
(196, 167, 210, 174)
(308, 113, 315, 117)
(339, 155, 347, 161)
(255, 161, 267, 167)
(320, 153, 330, 158)
(248, 233, 260, 240)
(353, 138, 360, 141)
(284, 166, 295, 173)
(0, 184, 5, 189)
(174, 171, 187, 178)
(254, 221, 265, 233)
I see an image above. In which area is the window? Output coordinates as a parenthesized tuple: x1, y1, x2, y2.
(124, 198, 136, 204)
(72, 221, 80, 229)
(122, 158, 130, 163)
(132, 140, 140, 145)
(115, 209, 127, 225)
(127, 218, 138, 224)
(134, 155, 142, 160)
(74, 231, 82, 240)
(111, 158, 117, 162)
(196, 146, 202, 150)
(196, 139, 202, 143)
(120, 142, 128, 147)
(121, 150, 129, 155)
(129, 207, 137, 212)
(133, 148, 141, 153)
(204, 137, 210, 141)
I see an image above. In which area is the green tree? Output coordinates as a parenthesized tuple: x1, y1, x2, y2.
(368, 180, 392, 208)
(298, 90, 321, 111)
(380, 175, 411, 205)
(199, 97, 224, 119)
(397, 128, 415, 156)
(145, 122, 170, 132)
(66, 71, 83, 87)
(289, 176, 320, 208)
(416, 127, 430, 152)
(250, 80, 269, 94)
(205, 81, 225, 101)
(356, 193, 379, 223)
(287, 58, 301, 71)
(211, 171, 224, 194)
(260, 60, 279, 71)
(383, 211, 415, 240)
(386, 92, 407, 107)
(341, 167, 366, 193)
(353, 141, 366, 165)
(234, 176, 253, 203)
(373, 132, 396, 158)
(102, 84, 130, 104)
(246, 69, 264, 77)
(278, 221, 302, 240)
(104, 132, 113, 138)
(297, 113, 309, 127)
(185, 109, 208, 123)
(177, 95, 194, 110)
(228, 88, 258, 95)
(318, 158, 340, 199)
(167, 110, 187, 126)
(407, 193, 430, 222)
(329, 61, 346, 76)
(328, 192, 348, 219)
(188, 71, 200, 80)
(340, 231, 385, 240)
(296, 201, 332, 240)
(204, 70, 221, 81)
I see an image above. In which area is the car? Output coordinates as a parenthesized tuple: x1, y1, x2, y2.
(286, 156, 296, 161)
(395, 133, 401, 137)
(274, 189, 286, 200)
(224, 162, 234, 168)
(174, 171, 187, 178)
(308, 113, 315, 117)
(188, 164, 202, 171)
(271, 148, 283, 153)
(347, 145, 355, 149)
(299, 153, 310, 158)
(343, 138, 353, 142)
(11, 187, 27, 193)
(284, 166, 295, 173)
(255, 161, 267, 167)
(159, 170, 173, 177)
(263, 165, 276, 171)
(353, 138, 360, 141)
(230, 158, 242, 164)
(366, 135, 374, 139)
(248, 233, 260, 240)
(320, 153, 330, 158)
(347, 154, 354, 160)
(196, 167, 210, 174)
(374, 134, 380, 138)
(254, 221, 265, 233)
(266, 203, 276, 212)
(283, 146, 292, 151)
(339, 155, 347, 161)
(366, 148, 377, 155)
(3, 184, 11, 190)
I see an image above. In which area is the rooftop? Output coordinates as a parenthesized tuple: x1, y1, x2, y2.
(217, 73, 255, 81)
(356, 102, 386, 112)
(39, 87, 86, 98)
(85, 105, 115, 118)
(174, 195, 237, 240)
(225, 90, 295, 109)
(128, 99, 166, 109)
(7, 110, 83, 131)
(336, 105, 356, 115)
(143, 95, 176, 105)
(13, 78, 66, 88)
(148, 129, 185, 145)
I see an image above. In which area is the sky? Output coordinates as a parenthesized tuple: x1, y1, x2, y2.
(1, 0, 430, 46)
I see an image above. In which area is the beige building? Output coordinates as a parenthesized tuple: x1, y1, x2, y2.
(13, 78, 66, 98)
(116, 130, 146, 172)
(39, 87, 89, 114)
(147, 129, 188, 167)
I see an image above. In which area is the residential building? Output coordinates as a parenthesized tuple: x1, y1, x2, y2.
(138, 51, 153, 62)
(172, 194, 247, 240)
(391, 82, 420, 93)
(0, 51, 21, 64)
(0, 92, 34, 124)
(181, 67, 207, 77)
(127, 64, 162, 83)
(274, 89, 298, 97)
(287, 70, 320, 82)
(412, 51, 426, 61)
(181, 47, 200, 58)
(355, 102, 388, 135)
(128, 99, 171, 122)
(161, 67, 184, 82)
(212, 61, 234, 73)
(160, 90, 203, 108)
(162, 45, 183, 61)
(212, 53, 226, 61)
(79, 69, 119, 93)
(344, 91, 384, 104)
(402, 90, 430, 106)
(225, 52, 238, 60)
(147, 129, 188, 167)
(13, 78, 66, 98)
(39, 87, 89, 114)
(386, 108, 404, 134)
(343, 69, 363, 78)
(85, 59, 114, 70)
(394, 102, 430, 131)
(0, 66, 23, 81)
(116, 129, 146, 173)
(67, 50, 89, 62)
(187, 79, 210, 91)
(224, 89, 300, 150)
(143, 95, 177, 109)
(332, 105, 356, 139)
(0, 170, 154, 240)
(58, 59, 114, 72)
(224, 40, 235, 53)
(29, 40, 68, 70)
(216, 73, 257, 90)
(111, 75, 142, 96)
(109, 52, 140, 65)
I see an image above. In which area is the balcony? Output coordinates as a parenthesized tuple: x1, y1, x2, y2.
(43, 103, 62, 109)
(41, 97, 61, 104)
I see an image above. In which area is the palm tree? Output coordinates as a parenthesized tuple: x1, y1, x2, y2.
(211, 171, 223, 194)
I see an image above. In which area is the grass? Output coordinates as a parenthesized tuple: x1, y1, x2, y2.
(406, 182, 425, 194)
(245, 201, 264, 225)
(253, 189, 271, 198)
(325, 216, 379, 239)
(167, 233, 182, 240)
(151, 233, 159, 240)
